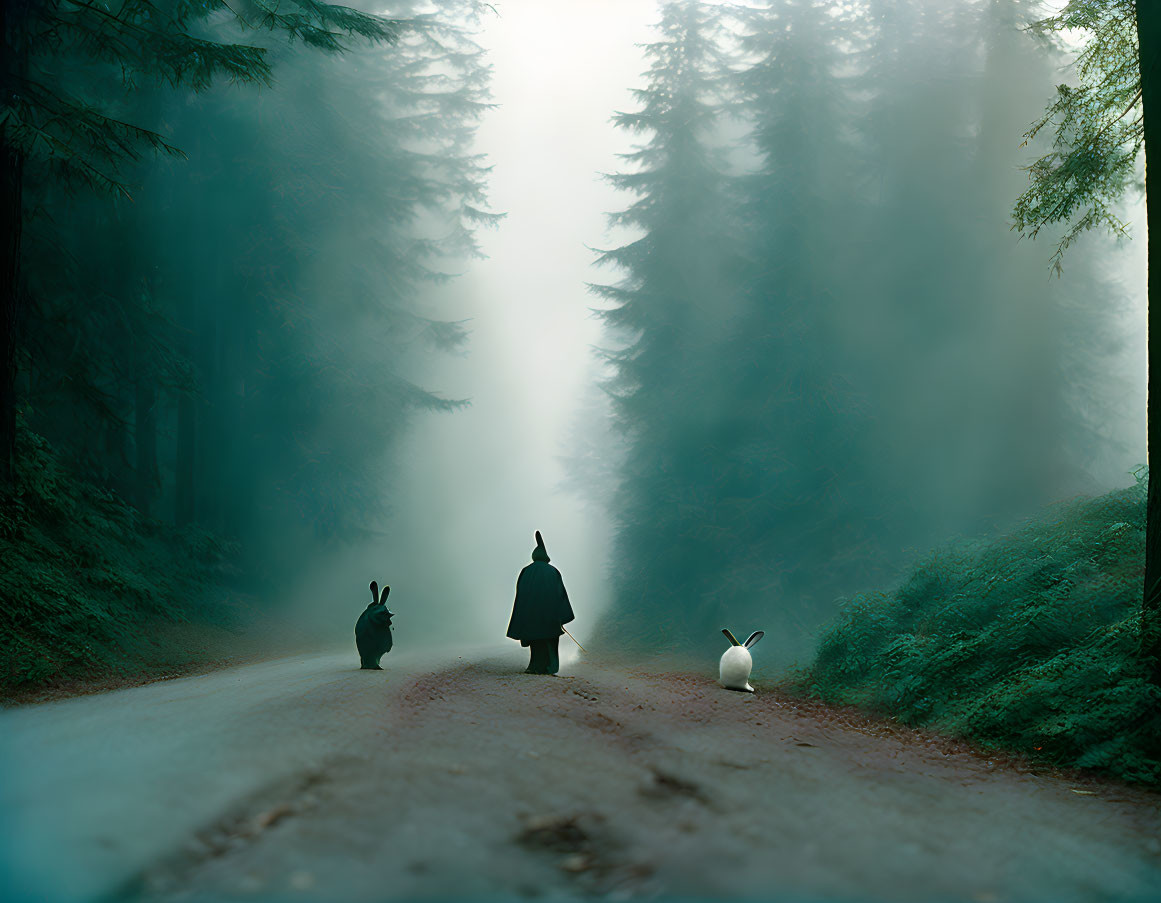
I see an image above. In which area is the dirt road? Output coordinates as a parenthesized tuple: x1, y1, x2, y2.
(1, 647, 1158, 903)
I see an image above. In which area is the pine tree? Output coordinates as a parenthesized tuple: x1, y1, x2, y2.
(727, 0, 888, 627)
(845, 0, 1128, 546)
(591, 0, 1137, 658)
(591, 0, 742, 647)
(1, 0, 404, 487)
(11, 0, 497, 583)
(1010, 0, 1158, 677)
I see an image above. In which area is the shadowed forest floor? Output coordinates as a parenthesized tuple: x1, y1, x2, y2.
(2, 650, 1158, 903)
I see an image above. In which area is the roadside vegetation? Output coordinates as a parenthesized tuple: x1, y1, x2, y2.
(0, 420, 245, 697)
(796, 475, 1160, 785)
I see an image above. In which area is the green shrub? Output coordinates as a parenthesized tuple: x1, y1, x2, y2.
(799, 474, 1160, 785)
(0, 422, 236, 691)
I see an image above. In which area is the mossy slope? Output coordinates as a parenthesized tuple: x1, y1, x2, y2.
(800, 477, 1160, 785)
(1, 425, 235, 693)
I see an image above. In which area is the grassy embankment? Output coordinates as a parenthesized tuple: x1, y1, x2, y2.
(0, 425, 268, 702)
(796, 475, 1160, 785)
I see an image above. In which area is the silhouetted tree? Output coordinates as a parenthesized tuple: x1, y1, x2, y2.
(12, 1, 496, 589)
(1, 0, 402, 486)
(1011, 0, 1159, 677)
(592, 0, 741, 647)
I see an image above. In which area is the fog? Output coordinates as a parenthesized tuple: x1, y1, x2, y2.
(14, 0, 1148, 667)
(309, 1, 665, 651)
(6, 6, 1159, 899)
(290, 0, 1148, 664)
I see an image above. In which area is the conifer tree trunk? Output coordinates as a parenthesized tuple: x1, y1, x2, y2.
(195, 313, 222, 531)
(0, 145, 20, 490)
(103, 408, 133, 498)
(176, 390, 195, 526)
(135, 375, 158, 517)
(0, 0, 28, 489)
(1138, 0, 1161, 682)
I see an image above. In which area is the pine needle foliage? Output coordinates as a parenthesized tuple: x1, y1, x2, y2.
(1011, 0, 1141, 273)
(5, 0, 404, 197)
(800, 474, 1160, 785)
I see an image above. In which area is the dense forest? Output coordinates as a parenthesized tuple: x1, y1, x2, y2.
(589, 0, 1141, 662)
(2, 0, 497, 684)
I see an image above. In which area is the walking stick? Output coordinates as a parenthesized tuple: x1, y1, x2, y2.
(562, 625, 586, 653)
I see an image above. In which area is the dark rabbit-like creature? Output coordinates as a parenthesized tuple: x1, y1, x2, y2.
(356, 581, 394, 670)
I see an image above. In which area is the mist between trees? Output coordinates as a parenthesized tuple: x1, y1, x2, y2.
(0, 0, 1148, 686)
(580, 0, 1145, 666)
(12, 1, 498, 573)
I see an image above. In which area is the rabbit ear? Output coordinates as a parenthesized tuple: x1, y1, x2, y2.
(721, 628, 741, 646)
(744, 631, 764, 648)
(370, 581, 379, 604)
(380, 584, 391, 604)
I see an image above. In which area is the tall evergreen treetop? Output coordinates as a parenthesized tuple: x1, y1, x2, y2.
(591, 1, 743, 647)
(4, 0, 403, 193)
(0, 0, 407, 488)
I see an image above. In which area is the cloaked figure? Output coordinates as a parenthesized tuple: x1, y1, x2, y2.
(507, 531, 575, 675)
(356, 581, 394, 670)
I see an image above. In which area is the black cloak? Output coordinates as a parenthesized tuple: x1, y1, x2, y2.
(506, 534, 574, 645)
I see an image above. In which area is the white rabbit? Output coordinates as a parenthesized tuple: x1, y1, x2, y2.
(719, 628, 764, 692)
